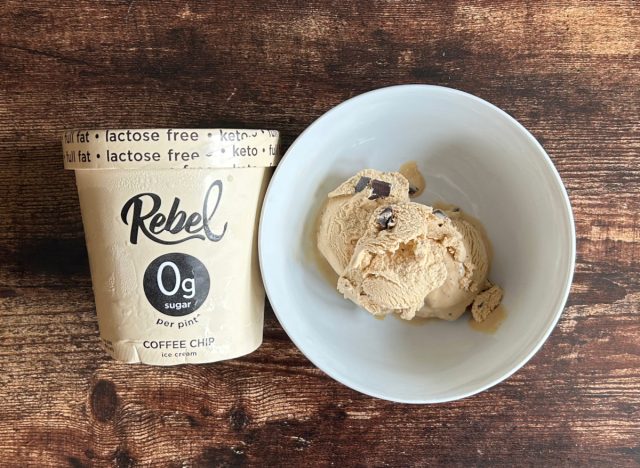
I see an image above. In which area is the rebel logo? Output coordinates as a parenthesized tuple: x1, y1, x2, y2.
(121, 180, 228, 245)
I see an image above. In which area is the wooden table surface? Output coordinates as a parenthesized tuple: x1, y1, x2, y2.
(1, 1, 639, 466)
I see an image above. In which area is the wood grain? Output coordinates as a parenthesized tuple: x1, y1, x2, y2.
(1, 0, 639, 466)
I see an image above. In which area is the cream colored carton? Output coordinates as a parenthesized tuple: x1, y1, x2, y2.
(63, 129, 279, 365)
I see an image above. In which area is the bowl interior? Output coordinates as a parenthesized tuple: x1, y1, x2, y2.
(260, 85, 574, 403)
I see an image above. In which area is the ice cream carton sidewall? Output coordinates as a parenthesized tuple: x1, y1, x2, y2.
(63, 129, 279, 365)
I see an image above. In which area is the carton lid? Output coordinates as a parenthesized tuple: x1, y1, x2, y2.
(62, 129, 280, 169)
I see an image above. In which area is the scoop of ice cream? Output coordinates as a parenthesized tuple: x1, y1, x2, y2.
(317, 170, 410, 275)
(337, 203, 470, 320)
(471, 285, 503, 322)
(417, 207, 489, 320)
(317, 169, 503, 323)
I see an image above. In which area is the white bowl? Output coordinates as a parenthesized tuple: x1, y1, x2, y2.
(259, 85, 575, 403)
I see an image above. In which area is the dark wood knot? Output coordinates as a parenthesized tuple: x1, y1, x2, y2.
(90, 379, 118, 423)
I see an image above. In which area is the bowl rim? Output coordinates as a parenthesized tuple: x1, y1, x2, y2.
(258, 84, 576, 403)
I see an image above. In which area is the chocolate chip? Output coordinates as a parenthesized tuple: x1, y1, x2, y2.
(408, 185, 418, 196)
(354, 176, 371, 193)
(376, 206, 396, 230)
(452, 207, 460, 212)
(433, 209, 447, 219)
(368, 179, 391, 200)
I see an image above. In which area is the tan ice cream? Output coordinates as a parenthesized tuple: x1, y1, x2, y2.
(337, 203, 471, 320)
(418, 207, 492, 320)
(317, 169, 410, 275)
(317, 169, 502, 322)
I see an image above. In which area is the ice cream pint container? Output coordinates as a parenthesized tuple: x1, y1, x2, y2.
(63, 129, 279, 365)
